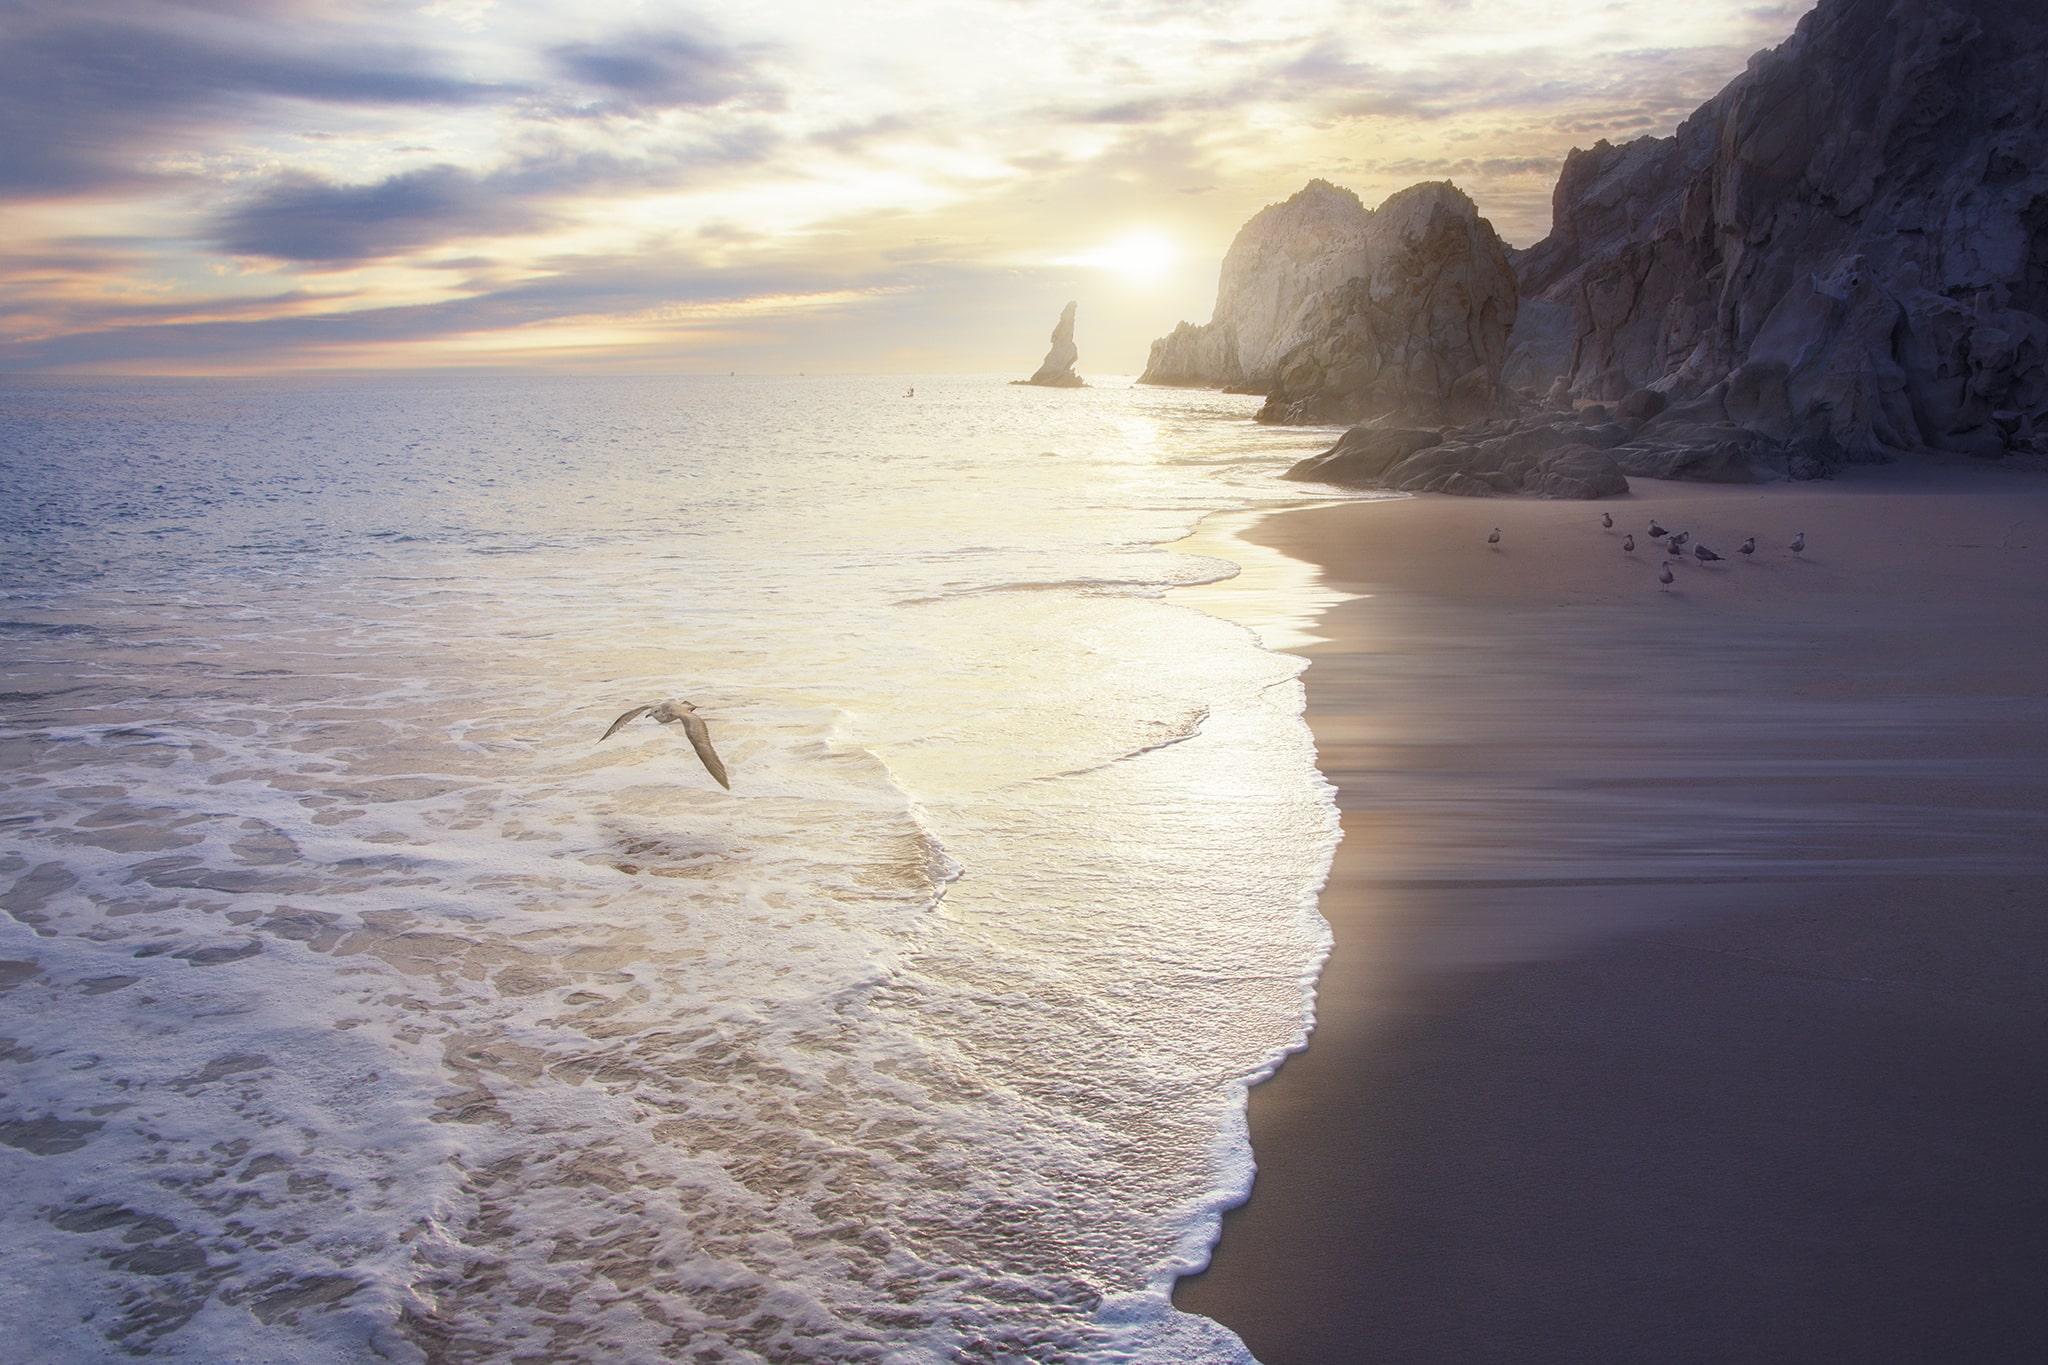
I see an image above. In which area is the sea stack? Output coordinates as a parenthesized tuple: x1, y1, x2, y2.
(1139, 179, 1518, 426)
(1141, 180, 1372, 391)
(1254, 182, 1517, 425)
(1017, 301, 1086, 387)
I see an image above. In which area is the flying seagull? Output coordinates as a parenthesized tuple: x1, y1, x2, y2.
(1648, 520, 1668, 538)
(1669, 530, 1690, 550)
(1659, 561, 1675, 589)
(1601, 512, 1613, 528)
(601, 700, 731, 789)
(1488, 527, 1502, 546)
(1623, 533, 1635, 552)
(1693, 542, 1723, 563)
(1739, 536, 1756, 556)
(1791, 531, 1806, 554)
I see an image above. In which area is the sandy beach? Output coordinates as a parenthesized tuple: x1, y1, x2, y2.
(1176, 461, 2048, 1363)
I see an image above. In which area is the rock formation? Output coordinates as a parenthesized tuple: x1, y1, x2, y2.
(1140, 180, 1371, 389)
(1017, 301, 1085, 387)
(1254, 183, 1518, 425)
(1141, 181, 1518, 426)
(1502, 0, 2048, 461)
(1283, 416, 1630, 499)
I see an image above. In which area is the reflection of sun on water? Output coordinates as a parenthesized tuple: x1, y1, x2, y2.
(1055, 230, 1181, 284)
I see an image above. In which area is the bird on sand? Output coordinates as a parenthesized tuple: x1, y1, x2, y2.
(1623, 533, 1635, 552)
(1669, 530, 1690, 550)
(1791, 531, 1806, 553)
(1693, 542, 1723, 563)
(1648, 520, 1668, 538)
(1739, 536, 1757, 556)
(601, 700, 731, 789)
(1659, 561, 1675, 589)
(1601, 512, 1613, 528)
(1488, 527, 1502, 546)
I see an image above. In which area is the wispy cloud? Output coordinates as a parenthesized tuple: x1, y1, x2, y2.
(547, 29, 782, 116)
(0, 0, 1814, 373)
(212, 165, 533, 262)
(0, 0, 503, 196)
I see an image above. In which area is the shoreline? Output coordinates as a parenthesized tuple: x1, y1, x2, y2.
(1175, 461, 2048, 1363)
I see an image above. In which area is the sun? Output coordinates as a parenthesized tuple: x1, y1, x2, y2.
(1057, 230, 1181, 284)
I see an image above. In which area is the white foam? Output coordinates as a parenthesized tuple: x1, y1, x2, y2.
(0, 375, 1354, 1361)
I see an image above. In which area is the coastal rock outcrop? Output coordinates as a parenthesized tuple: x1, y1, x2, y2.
(1018, 301, 1085, 387)
(1284, 417, 1629, 499)
(1140, 180, 1371, 389)
(1254, 183, 1518, 425)
(1141, 180, 1518, 426)
(1502, 0, 2048, 461)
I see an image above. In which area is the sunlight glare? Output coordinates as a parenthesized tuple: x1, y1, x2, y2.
(1057, 230, 1181, 284)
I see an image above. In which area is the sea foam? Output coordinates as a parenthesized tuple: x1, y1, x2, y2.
(0, 374, 1352, 1361)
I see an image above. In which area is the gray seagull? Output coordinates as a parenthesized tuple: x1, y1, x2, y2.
(1739, 536, 1756, 556)
(1623, 533, 1635, 552)
(1669, 530, 1690, 550)
(601, 700, 731, 789)
(1791, 531, 1806, 553)
(1601, 512, 1613, 528)
(1659, 560, 1675, 589)
(1648, 520, 1668, 538)
(1488, 527, 1501, 546)
(1693, 542, 1723, 563)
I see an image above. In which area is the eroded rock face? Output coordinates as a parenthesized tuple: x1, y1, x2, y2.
(1143, 182, 1517, 427)
(1140, 180, 1371, 389)
(1018, 301, 1085, 387)
(1504, 0, 2048, 459)
(1254, 183, 1519, 425)
(1284, 416, 1629, 499)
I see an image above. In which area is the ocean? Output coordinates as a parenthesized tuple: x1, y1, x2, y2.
(0, 373, 1349, 1363)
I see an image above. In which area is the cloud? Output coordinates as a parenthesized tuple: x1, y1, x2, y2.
(0, 0, 1818, 371)
(549, 29, 779, 114)
(0, 250, 870, 370)
(1041, 25, 1777, 137)
(212, 165, 537, 263)
(212, 126, 784, 265)
(0, 0, 504, 196)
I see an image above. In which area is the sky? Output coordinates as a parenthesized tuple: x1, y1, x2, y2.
(0, 0, 1809, 376)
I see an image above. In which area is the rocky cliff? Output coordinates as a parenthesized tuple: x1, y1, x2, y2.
(1504, 0, 2048, 459)
(1018, 301, 1085, 387)
(1139, 180, 1371, 389)
(1254, 182, 1518, 425)
(1141, 181, 1517, 426)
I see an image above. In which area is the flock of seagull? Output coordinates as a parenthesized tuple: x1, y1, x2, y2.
(1489, 513, 1807, 591)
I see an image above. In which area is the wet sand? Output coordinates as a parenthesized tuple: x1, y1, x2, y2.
(1175, 462, 2048, 1363)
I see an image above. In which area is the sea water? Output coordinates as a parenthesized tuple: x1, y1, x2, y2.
(0, 373, 1348, 1363)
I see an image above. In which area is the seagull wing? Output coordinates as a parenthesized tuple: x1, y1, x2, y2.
(601, 705, 653, 741)
(679, 711, 732, 790)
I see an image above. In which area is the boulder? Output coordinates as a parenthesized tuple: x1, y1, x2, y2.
(1281, 426, 1443, 483)
(1286, 417, 1628, 499)
(1529, 446, 1633, 500)
(1610, 439, 1765, 483)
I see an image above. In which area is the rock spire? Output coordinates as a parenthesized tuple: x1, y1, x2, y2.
(1017, 301, 1085, 387)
